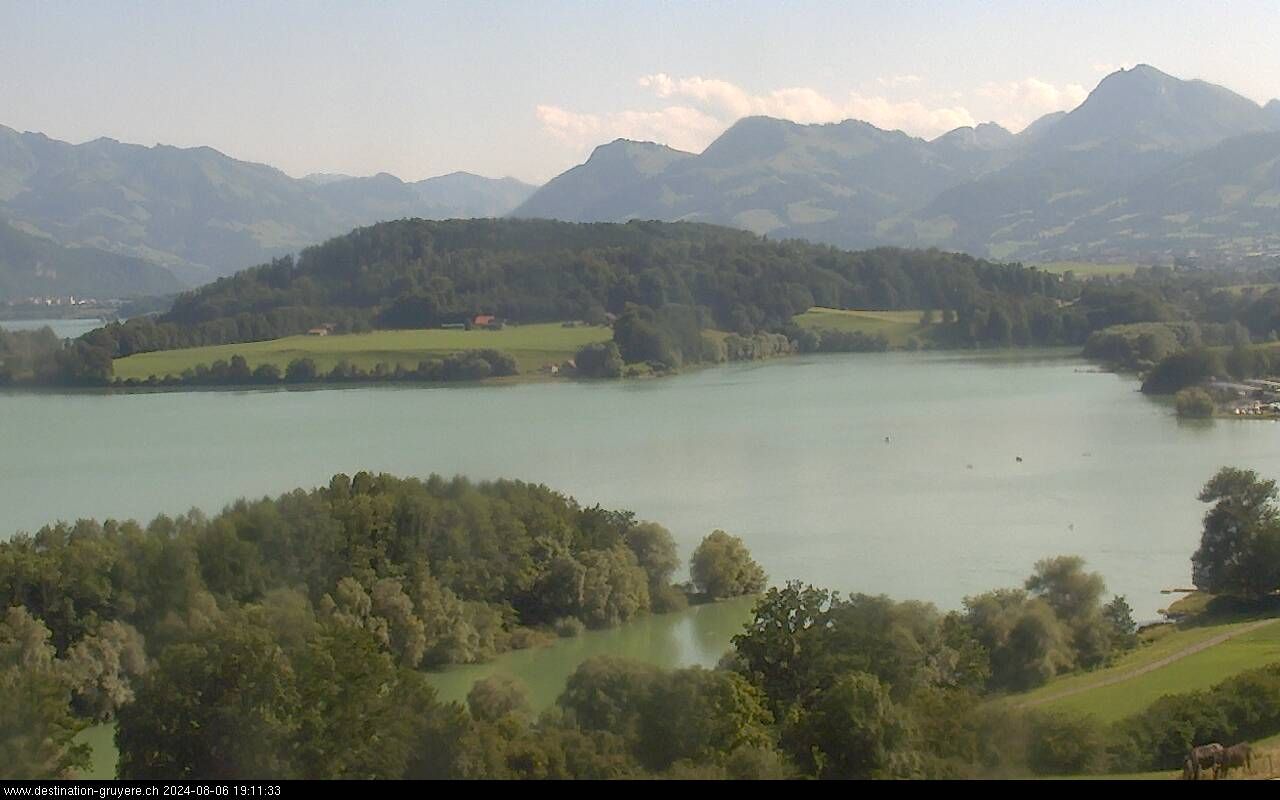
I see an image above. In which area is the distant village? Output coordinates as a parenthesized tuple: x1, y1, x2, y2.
(3, 295, 112, 308)
(0, 295, 122, 321)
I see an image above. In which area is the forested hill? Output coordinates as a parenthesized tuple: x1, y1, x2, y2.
(22, 217, 1106, 383)
(162, 217, 1063, 333)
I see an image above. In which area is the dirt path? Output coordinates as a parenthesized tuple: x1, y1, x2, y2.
(1021, 618, 1280, 709)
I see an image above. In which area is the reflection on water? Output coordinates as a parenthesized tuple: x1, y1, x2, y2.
(426, 597, 757, 709)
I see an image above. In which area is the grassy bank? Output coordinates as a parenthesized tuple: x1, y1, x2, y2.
(792, 307, 928, 346)
(1023, 619, 1280, 723)
(72, 722, 117, 779)
(113, 323, 612, 381)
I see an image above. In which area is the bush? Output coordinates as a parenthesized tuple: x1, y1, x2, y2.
(649, 584, 689, 614)
(1141, 349, 1221, 394)
(284, 357, 318, 383)
(575, 342, 624, 378)
(1175, 387, 1215, 418)
(1107, 664, 1280, 771)
(1026, 711, 1107, 774)
(554, 617, 586, 638)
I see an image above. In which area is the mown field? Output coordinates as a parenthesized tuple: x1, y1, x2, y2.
(112, 323, 613, 381)
(792, 307, 929, 346)
(1020, 618, 1280, 723)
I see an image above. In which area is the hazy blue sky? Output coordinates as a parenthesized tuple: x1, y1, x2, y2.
(3, 1, 1279, 183)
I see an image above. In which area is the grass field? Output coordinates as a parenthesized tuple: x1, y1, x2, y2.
(113, 323, 613, 381)
(792, 307, 929, 347)
(1032, 261, 1142, 278)
(1015, 618, 1280, 723)
(73, 722, 117, 779)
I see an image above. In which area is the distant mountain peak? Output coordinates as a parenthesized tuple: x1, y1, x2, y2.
(934, 122, 1015, 150)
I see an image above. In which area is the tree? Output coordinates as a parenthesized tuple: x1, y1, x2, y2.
(635, 667, 772, 771)
(284, 358, 318, 383)
(731, 583, 837, 711)
(116, 616, 299, 779)
(559, 656, 660, 738)
(1026, 711, 1106, 775)
(963, 590, 1073, 691)
(64, 620, 148, 721)
(689, 530, 766, 599)
(781, 672, 918, 779)
(1141, 349, 1221, 394)
(1175, 387, 1215, 418)
(1024, 555, 1116, 667)
(292, 623, 440, 779)
(623, 522, 680, 591)
(0, 607, 89, 779)
(466, 675, 530, 722)
(1192, 467, 1280, 600)
(577, 546, 650, 628)
(575, 342, 624, 378)
(1102, 595, 1138, 652)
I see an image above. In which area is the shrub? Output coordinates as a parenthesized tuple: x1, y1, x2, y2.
(1175, 387, 1215, 418)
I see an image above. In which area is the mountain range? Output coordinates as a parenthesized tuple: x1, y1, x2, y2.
(4, 64, 1278, 302)
(514, 65, 1280, 264)
(0, 125, 535, 297)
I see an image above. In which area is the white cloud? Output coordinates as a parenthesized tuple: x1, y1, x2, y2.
(976, 78, 1088, 130)
(537, 73, 1090, 161)
(535, 103, 724, 154)
(636, 73, 970, 134)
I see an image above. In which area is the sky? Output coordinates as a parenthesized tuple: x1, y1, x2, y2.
(3, 1, 1279, 185)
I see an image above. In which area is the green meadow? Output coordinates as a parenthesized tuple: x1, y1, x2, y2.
(112, 323, 613, 381)
(792, 307, 929, 346)
(1014, 618, 1280, 723)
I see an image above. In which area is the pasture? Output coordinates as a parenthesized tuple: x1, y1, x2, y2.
(112, 323, 612, 381)
(1017, 617, 1280, 723)
(792, 307, 929, 346)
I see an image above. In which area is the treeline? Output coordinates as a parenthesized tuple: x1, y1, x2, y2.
(1083, 318, 1280, 394)
(113, 350, 521, 388)
(0, 326, 113, 387)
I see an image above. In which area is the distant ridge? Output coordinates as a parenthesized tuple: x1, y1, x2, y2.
(0, 125, 539, 288)
(514, 65, 1280, 262)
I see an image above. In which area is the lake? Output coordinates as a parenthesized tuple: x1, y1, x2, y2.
(7, 348, 1280, 724)
(0, 317, 107, 338)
